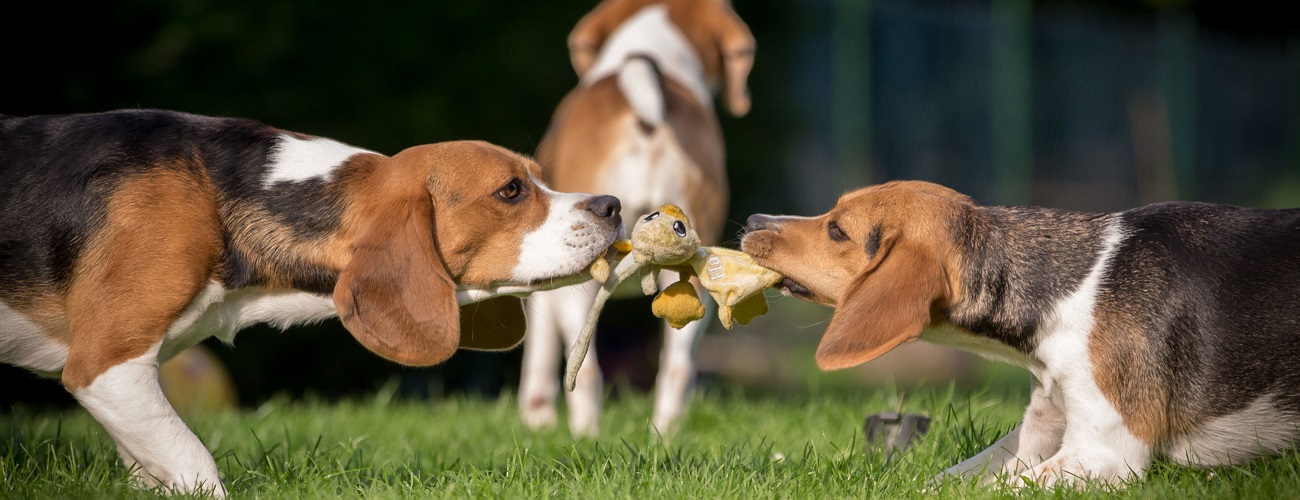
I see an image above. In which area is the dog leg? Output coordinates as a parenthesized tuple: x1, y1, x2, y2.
(1011, 377, 1151, 488)
(558, 282, 605, 437)
(650, 274, 710, 436)
(68, 348, 226, 497)
(1008, 378, 1067, 472)
(519, 290, 563, 430)
(55, 169, 225, 494)
(523, 282, 604, 437)
(938, 377, 1066, 484)
(115, 446, 159, 489)
(1014, 435, 1150, 488)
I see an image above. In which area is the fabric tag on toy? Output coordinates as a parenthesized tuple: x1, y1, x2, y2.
(688, 246, 782, 329)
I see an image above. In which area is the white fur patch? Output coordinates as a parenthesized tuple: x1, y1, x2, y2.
(511, 181, 619, 283)
(618, 58, 665, 127)
(1024, 219, 1152, 483)
(0, 299, 68, 374)
(600, 118, 694, 229)
(1165, 394, 1299, 466)
(73, 349, 226, 496)
(263, 134, 375, 187)
(157, 282, 228, 361)
(155, 282, 337, 362)
(583, 5, 711, 109)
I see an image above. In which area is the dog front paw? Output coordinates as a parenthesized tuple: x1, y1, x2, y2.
(1010, 449, 1145, 489)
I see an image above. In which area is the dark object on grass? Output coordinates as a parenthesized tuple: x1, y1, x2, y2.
(864, 412, 931, 454)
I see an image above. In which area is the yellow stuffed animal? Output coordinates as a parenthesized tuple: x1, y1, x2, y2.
(564, 204, 781, 391)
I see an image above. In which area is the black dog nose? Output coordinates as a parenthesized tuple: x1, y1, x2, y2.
(584, 195, 621, 219)
(746, 214, 776, 232)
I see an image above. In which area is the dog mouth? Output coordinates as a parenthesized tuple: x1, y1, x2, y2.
(777, 277, 813, 298)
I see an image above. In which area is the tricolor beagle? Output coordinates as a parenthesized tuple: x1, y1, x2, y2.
(0, 109, 622, 496)
(518, 0, 755, 436)
(742, 180, 1300, 487)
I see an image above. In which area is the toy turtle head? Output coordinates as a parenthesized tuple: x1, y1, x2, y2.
(629, 204, 700, 265)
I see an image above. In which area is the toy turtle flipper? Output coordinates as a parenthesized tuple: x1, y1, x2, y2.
(587, 240, 631, 284)
(651, 271, 706, 329)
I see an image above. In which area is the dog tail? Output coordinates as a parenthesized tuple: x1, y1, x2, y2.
(616, 54, 664, 131)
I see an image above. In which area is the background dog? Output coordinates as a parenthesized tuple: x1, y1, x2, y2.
(518, 0, 755, 436)
(0, 109, 621, 495)
(741, 179, 1300, 486)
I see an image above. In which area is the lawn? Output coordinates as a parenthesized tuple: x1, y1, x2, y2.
(5, 375, 1300, 499)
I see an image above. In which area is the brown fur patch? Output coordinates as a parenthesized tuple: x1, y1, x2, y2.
(331, 144, 458, 366)
(537, 79, 633, 194)
(222, 204, 321, 288)
(816, 237, 950, 370)
(1089, 306, 1180, 445)
(62, 168, 221, 390)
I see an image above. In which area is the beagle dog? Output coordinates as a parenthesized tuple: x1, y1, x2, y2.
(518, 0, 754, 436)
(0, 109, 622, 496)
(742, 180, 1300, 487)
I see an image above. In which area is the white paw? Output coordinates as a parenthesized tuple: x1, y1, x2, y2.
(568, 415, 599, 438)
(1010, 451, 1143, 489)
(650, 414, 682, 438)
(520, 395, 558, 430)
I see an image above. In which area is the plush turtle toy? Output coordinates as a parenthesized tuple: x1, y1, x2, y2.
(565, 204, 782, 391)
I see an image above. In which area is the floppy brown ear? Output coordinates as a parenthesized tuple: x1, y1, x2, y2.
(458, 297, 527, 351)
(815, 234, 946, 371)
(568, 3, 617, 77)
(712, 8, 755, 116)
(334, 194, 460, 366)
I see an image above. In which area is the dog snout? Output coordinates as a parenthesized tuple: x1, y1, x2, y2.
(745, 214, 779, 233)
(583, 195, 622, 221)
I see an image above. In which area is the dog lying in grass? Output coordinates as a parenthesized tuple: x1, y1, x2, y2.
(741, 179, 1300, 487)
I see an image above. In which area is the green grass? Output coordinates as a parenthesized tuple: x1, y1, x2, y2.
(4, 380, 1300, 499)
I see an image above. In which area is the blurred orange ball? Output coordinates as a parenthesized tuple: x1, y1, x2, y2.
(158, 345, 237, 417)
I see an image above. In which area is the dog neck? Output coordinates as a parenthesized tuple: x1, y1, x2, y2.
(942, 205, 1112, 356)
(216, 145, 386, 294)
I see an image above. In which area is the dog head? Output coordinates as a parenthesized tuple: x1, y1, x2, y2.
(740, 180, 973, 370)
(333, 140, 621, 365)
(568, 0, 755, 116)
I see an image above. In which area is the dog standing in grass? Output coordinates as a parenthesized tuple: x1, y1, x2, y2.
(0, 109, 623, 496)
(519, 0, 755, 436)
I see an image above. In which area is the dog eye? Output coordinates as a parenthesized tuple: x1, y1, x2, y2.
(673, 220, 687, 237)
(828, 221, 849, 242)
(643, 211, 660, 222)
(496, 179, 522, 201)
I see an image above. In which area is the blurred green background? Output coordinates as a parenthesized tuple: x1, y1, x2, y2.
(2, 0, 1297, 409)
